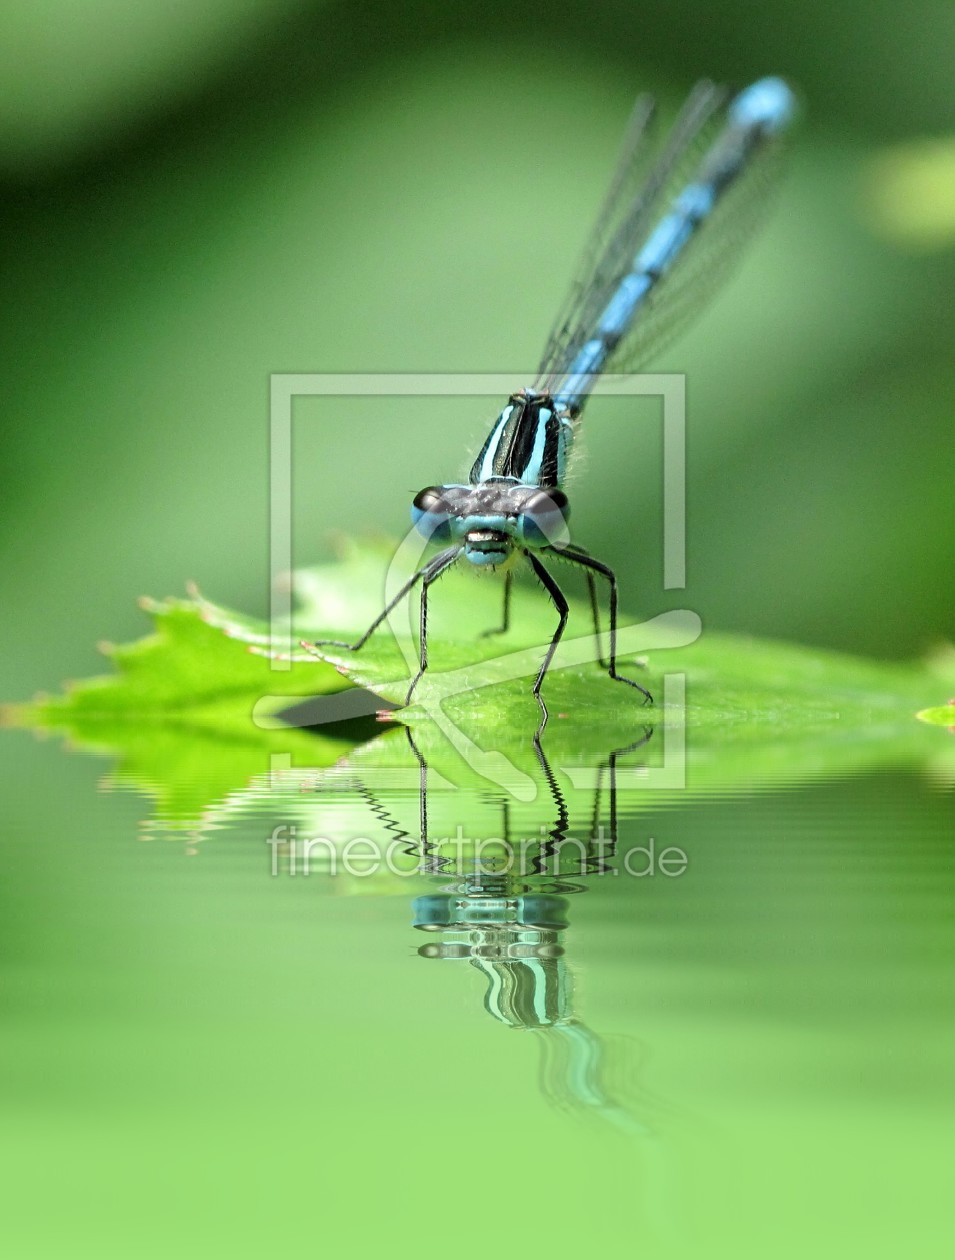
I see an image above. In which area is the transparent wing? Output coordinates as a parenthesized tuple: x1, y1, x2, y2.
(603, 132, 787, 376)
(535, 81, 728, 391)
(535, 92, 658, 378)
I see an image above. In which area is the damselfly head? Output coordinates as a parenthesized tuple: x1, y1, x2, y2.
(411, 482, 571, 562)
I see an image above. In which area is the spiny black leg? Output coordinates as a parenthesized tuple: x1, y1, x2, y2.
(309, 545, 461, 654)
(405, 547, 462, 705)
(561, 542, 608, 667)
(479, 569, 512, 638)
(585, 572, 609, 668)
(526, 552, 569, 736)
(557, 546, 652, 705)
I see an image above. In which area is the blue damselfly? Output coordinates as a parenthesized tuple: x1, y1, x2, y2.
(308, 77, 794, 720)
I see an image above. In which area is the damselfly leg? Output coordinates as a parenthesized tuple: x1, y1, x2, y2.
(404, 545, 463, 704)
(526, 552, 570, 733)
(555, 545, 652, 703)
(306, 545, 461, 667)
(479, 570, 513, 638)
(482, 566, 605, 670)
(526, 549, 651, 734)
(306, 543, 650, 728)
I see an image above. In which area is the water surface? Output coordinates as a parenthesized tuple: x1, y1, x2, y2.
(1, 720, 952, 1257)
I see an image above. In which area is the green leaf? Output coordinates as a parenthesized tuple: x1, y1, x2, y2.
(917, 703, 955, 728)
(191, 539, 955, 737)
(2, 593, 359, 828)
(8, 594, 350, 722)
(4, 540, 954, 835)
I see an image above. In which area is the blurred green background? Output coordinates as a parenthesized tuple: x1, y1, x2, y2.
(3, 0, 955, 708)
(2, 6, 955, 1258)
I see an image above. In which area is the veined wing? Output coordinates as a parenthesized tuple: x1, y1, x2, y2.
(535, 78, 793, 410)
(604, 127, 787, 377)
(534, 91, 658, 380)
(535, 80, 727, 394)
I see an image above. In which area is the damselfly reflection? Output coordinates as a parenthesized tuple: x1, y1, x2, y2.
(300, 724, 669, 1135)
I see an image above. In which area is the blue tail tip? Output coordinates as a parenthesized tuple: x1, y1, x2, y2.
(730, 76, 796, 133)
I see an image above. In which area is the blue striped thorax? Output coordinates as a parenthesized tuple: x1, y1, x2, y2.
(470, 391, 576, 487)
(412, 393, 572, 567)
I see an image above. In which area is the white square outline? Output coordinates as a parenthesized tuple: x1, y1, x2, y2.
(266, 372, 689, 792)
(269, 371, 685, 666)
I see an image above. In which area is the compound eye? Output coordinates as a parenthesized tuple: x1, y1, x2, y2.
(518, 488, 570, 548)
(411, 486, 453, 541)
(413, 487, 449, 514)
